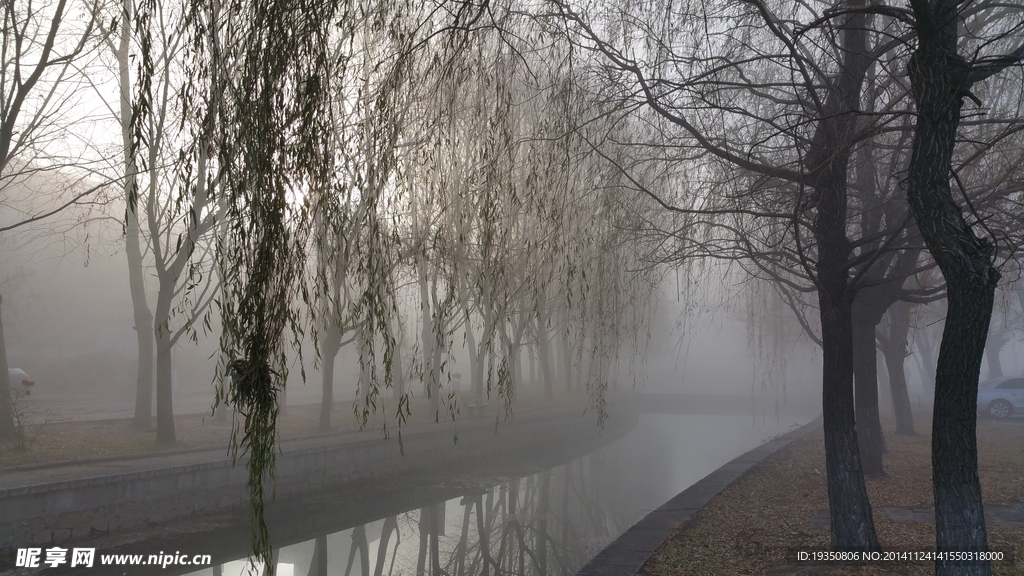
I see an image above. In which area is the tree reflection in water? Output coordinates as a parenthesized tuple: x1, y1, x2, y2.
(197, 447, 669, 576)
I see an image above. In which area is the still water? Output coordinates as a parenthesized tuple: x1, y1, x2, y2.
(179, 413, 807, 576)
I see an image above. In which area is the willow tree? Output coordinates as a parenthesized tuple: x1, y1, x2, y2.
(130, 0, 660, 569)
(905, 1, 1024, 573)
(393, 15, 659, 420)
(307, 5, 414, 431)
(151, 0, 503, 569)
(549, 0, 896, 548)
(166, 0, 352, 567)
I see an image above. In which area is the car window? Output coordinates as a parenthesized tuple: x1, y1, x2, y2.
(995, 378, 1024, 390)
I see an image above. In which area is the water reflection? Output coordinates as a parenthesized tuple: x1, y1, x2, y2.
(181, 414, 802, 576)
(194, 449, 649, 576)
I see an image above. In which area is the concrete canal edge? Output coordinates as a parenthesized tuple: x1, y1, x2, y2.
(576, 414, 823, 576)
(0, 399, 639, 556)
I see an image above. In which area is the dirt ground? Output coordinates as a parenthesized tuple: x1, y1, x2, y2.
(640, 409, 1024, 576)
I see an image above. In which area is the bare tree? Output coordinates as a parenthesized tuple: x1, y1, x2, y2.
(102, 0, 222, 443)
(1, 0, 103, 440)
(548, 0, 892, 548)
(904, 1, 1024, 572)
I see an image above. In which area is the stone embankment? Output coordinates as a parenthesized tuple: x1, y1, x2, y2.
(0, 399, 634, 554)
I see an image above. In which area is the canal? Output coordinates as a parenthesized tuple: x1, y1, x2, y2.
(141, 412, 808, 576)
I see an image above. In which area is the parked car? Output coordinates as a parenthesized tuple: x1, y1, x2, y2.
(977, 376, 1024, 419)
(8, 368, 35, 395)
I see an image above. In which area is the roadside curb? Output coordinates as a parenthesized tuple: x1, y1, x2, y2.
(576, 414, 823, 576)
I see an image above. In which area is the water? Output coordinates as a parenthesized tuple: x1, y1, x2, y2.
(174, 413, 807, 576)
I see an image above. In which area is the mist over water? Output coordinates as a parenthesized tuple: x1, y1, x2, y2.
(165, 414, 807, 576)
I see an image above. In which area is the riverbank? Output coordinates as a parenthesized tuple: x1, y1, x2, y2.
(0, 393, 580, 468)
(639, 410, 1024, 575)
(0, 396, 630, 557)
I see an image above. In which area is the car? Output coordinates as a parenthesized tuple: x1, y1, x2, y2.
(8, 368, 35, 396)
(977, 376, 1024, 419)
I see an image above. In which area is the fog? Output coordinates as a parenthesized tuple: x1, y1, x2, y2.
(6, 0, 1023, 571)
(0, 203, 826, 573)
(1, 229, 827, 413)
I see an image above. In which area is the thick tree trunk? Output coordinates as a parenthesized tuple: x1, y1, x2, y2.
(819, 275, 880, 550)
(882, 301, 916, 435)
(906, 3, 998, 571)
(851, 302, 886, 477)
(0, 294, 16, 440)
(805, 2, 878, 549)
(931, 284, 994, 574)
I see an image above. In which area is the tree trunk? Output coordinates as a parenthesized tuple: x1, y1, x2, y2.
(537, 300, 554, 399)
(418, 259, 439, 411)
(819, 276, 880, 550)
(852, 299, 886, 477)
(308, 534, 327, 576)
(359, 333, 371, 402)
(528, 342, 537, 389)
(537, 469, 550, 575)
(0, 294, 16, 440)
(373, 516, 398, 576)
(983, 323, 1006, 379)
(463, 302, 483, 403)
(573, 333, 585, 393)
(154, 285, 176, 444)
(416, 506, 429, 576)
(128, 232, 156, 430)
(561, 323, 572, 394)
(914, 319, 938, 397)
(430, 308, 445, 414)
(805, 2, 879, 549)
(383, 302, 405, 399)
(115, 0, 156, 430)
(906, 3, 998, 571)
(882, 301, 916, 435)
(930, 284, 994, 575)
(319, 330, 341, 430)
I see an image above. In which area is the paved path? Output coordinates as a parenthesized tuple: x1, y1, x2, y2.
(0, 398, 587, 490)
(575, 415, 823, 576)
(18, 392, 329, 422)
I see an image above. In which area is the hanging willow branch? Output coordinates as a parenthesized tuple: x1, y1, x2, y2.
(205, 0, 339, 572)
(143, 2, 659, 573)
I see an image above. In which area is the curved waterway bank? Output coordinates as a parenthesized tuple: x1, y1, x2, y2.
(0, 398, 624, 558)
(9, 411, 811, 576)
